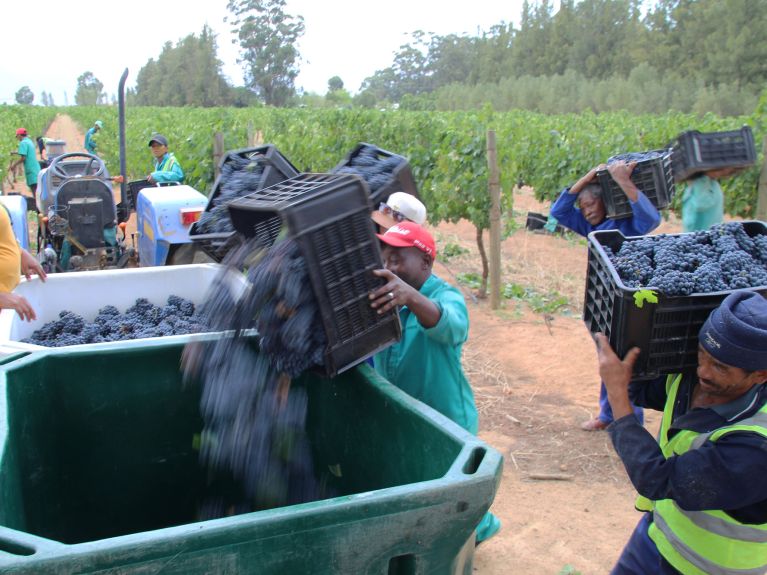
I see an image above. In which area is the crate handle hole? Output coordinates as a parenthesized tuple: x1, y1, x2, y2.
(388, 553, 416, 575)
(462, 447, 487, 475)
(0, 537, 35, 556)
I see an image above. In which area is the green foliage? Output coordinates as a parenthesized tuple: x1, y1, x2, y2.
(0, 106, 55, 182)
(75, 72, 106, 106)
(226, 0, 305, 106)
(133, 26, 233, 107)
(502, 283, 571, 315)
(55, 104, 765, 223)
(456, 272, 482, 290)
(558, 565, 583, 575)
(439, 242, 469, 261)
(14, 86, 34, 105)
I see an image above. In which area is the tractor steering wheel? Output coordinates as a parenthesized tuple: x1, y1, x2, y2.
(48, 152, 106, 180)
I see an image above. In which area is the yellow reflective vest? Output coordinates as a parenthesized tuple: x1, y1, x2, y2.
(636, 374, 767, 575)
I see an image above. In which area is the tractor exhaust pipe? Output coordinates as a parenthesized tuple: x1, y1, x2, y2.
(118, 68, 128, 207)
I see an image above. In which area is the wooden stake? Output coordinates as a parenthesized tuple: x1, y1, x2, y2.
(213, 132, 224, 180)
(487, 129, 502, 309)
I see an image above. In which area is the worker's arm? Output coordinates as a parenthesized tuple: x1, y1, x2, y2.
(597, 333, 767, 510)
(370, 269, 441, 328)
(608, 161, 662, 235)
(549, 165, 607, 237)
(20, 249, 46, 282)
(0, 292, 36, 321)
(549, 191, 591, 237)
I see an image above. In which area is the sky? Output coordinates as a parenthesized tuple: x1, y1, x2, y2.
(0, 0, 535, 105)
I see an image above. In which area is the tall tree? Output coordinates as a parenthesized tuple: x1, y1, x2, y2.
(327, 76, 344, 93)
(134, 26, 232, 107)
(74, 72, 105, 105)
(15, 86, 34, 105)
(227, 0, 305, 106)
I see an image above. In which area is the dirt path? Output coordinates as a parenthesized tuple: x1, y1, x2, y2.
(31, 114, 689, 573)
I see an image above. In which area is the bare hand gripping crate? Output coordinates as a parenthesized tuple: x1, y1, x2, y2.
(582, 222, 767, 379)
(227, 172, 401, 377)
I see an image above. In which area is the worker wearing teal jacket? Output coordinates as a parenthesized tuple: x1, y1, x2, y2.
(681, 168, 740, 232)
(11, 128, 41, 194)
(84, 120, 102, 154)
(370, 221, 501, 544)
(147, 134, 184, 184)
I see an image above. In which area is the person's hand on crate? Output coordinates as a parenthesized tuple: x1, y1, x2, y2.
(569, 164, 607, 195)
(607, 160, 640, 202)
(593, 333, 640, 421)
(370, 268, 441, 328)
(20, 248, 46, 282)
(0, 292, 36, 322)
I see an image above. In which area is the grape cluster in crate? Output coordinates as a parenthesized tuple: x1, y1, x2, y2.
(22, 295, 207, 346)
(604, 222, 767, 296)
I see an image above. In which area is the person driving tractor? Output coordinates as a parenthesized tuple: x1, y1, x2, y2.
(147, 134, 184, 184)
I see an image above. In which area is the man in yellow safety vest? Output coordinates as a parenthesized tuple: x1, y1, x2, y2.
(594, 290, 767, 574)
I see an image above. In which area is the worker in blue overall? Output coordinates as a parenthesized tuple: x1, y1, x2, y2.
(595, 290, 767, 574)
(147, 134, 184, 184)
(550, 161, 661, 431)
(370, 221, 501, 544)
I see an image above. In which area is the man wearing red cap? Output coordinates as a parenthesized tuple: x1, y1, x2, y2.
(596, 290, 767, 574)
(370, 221, 501, 544)
(10, 128, 41, 197)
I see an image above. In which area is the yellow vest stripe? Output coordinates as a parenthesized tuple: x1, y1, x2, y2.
(652, 512, 767, 575)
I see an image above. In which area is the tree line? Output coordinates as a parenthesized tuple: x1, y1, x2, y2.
(13, 0, 767, 115)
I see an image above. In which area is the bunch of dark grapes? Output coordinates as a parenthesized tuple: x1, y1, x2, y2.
(607, 150, 666, 164)
(332, 145, 404, 194)
(187, 236, 328, 516)
(607, 222, 767, 296)
(196, 154, 269, 234)
(22, 296, 206, 346)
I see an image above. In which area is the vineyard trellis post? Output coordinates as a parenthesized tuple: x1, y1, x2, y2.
(487, 129, 502, 310)
(757, 136, 767, 221)
(213, 132, 224, 180)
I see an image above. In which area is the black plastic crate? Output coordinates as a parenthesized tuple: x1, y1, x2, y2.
(190, 145, 300, 262)
(331, 143, 419, 207)
(583, 221, 767, 379)
(596, 151, 674, 220)
(228, 173, 401, 377)
(671, 126, 756, 183)
(525, 211, 567, 235)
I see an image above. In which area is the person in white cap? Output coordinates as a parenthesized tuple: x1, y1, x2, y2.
(371, 192, 427, 231)
(84, 120, 103, 155)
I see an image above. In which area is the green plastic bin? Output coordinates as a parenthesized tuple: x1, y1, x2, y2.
(0, 338, 502, 574)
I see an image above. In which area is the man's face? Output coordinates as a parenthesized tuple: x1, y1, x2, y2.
(696, 345, 766, 402)
(381, 245, 430, 289)
(150, 142, 167, 159)
(579, 192, 606, 225)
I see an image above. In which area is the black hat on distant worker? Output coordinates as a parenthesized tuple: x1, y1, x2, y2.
(148, 134, 168, 147)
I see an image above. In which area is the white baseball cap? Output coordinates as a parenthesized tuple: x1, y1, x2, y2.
(372, 192, 427, 230)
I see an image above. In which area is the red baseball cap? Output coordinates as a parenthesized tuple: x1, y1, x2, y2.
(376, 221, 436, 257)
(15, 128, 27, 136)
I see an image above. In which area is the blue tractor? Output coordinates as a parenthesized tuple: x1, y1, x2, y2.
(12, 68, 209, 272)
(28, 151, 208, 272)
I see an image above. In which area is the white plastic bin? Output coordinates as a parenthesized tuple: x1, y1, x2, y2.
(0, 263, 246, 352)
